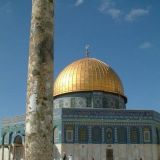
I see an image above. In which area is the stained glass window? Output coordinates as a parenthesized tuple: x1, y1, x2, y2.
(115, 100, 120, 109)
(66, 130, 73, 142)
(78, 126, 88, 143)
(106, 128, 113, 143)
(103, 98, 109, 108)
(130, 127, 139, 143)
(65, 125, 74, 143)
(87, 97, 91, 107)
(117, 127, 126, 143)
(92, 126, 102, 143)
(143, 128, 151, 143)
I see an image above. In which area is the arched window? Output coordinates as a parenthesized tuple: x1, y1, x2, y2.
(13, 135, 24, 160)
(65, 125, 74, 143)
(92, 126, 102, 143)
(54, 128, 59, 144)
(117, 127, 127, 143)
(14, 135, 22, 145)
(130, 127, 139, 143)
(78, 126, 88, 143)
(106, 128, 113, 143)
(143, 128, 151, 143)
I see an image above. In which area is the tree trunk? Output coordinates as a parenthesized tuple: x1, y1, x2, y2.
(25, 0, 54, 160)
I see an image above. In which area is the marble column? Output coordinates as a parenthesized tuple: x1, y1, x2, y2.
(25, 0, 54, 160)
(1, 145, 4, 160)
(12, 145, 15, 160)
(8, 146, 11, 160)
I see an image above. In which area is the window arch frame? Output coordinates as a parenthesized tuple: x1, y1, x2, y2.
(91, 126, 102, 144)
(130, 127, 139, 144)
(78, 126, 88, 143)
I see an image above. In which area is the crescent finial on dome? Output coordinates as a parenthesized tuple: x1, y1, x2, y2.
(85, 44, 90, 57)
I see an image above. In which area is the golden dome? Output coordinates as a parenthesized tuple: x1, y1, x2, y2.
(54, 58, 125, 97)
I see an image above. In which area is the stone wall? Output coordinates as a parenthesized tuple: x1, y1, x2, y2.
(59, 144, 160, 160)
(1, 144, 160, 160)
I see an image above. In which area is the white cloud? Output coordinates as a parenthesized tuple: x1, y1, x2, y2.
(99, 1, 150, 23)
(99, 0, 122, 20)
(125, 8, 149, 22)
(139, 42, 152, 49)
(99, 0, 115, 11)
(107, 8, 121, 19)
(75, 0, 84, 7)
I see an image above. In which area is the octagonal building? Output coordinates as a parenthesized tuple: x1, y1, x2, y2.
(0, 57, 160, 160)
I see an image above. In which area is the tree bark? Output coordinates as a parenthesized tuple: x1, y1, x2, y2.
(25, 0, 54, 160)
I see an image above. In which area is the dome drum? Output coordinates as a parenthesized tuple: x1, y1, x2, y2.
(54, 91, 126, 109)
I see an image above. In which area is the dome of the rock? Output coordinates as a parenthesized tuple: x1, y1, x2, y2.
(54, 57, 125, 97)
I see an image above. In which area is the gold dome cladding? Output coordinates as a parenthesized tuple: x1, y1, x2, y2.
(54, 58, 125, 97)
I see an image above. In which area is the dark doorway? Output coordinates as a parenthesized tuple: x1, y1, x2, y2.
(106, 149, 113, 160)
(13, 135, 24, 160)
(14, 135, 22, 144)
